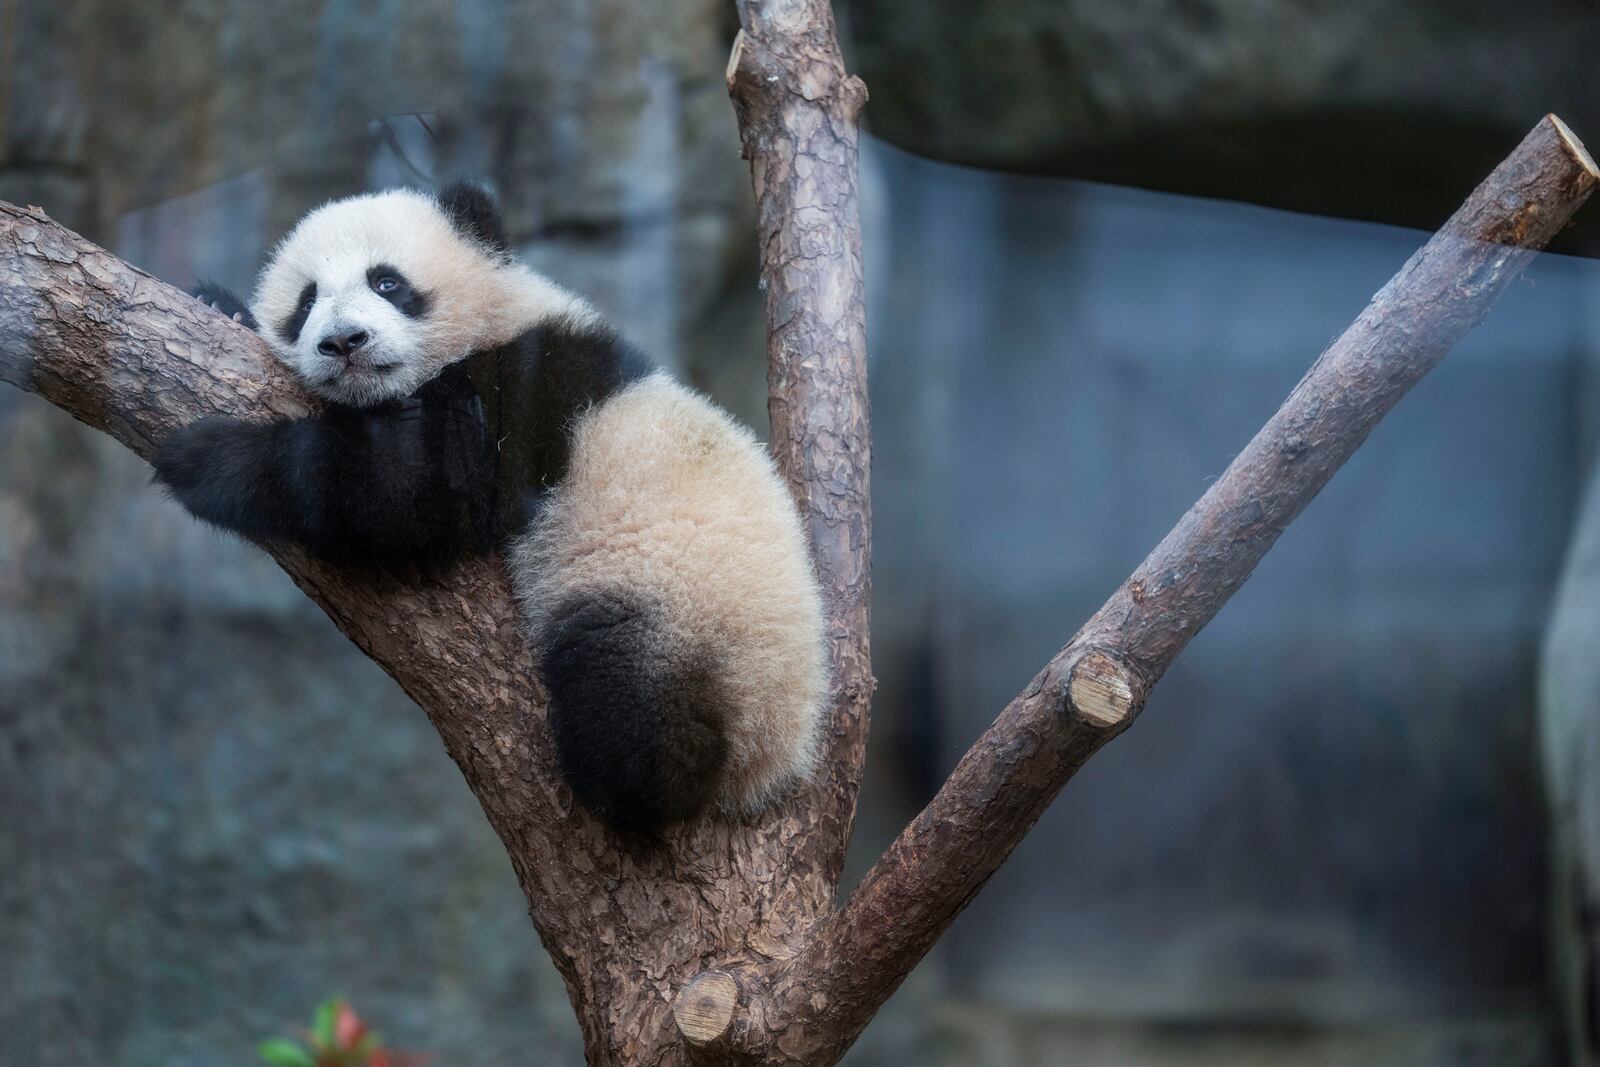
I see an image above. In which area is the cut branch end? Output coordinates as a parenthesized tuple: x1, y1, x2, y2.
(724, 29, 745, 92)
(1066, 651, 1143, 729)
(1549, 113, 1599, 180)
(674, 970, 740, 1050)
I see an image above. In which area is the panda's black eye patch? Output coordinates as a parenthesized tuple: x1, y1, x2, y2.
(280, 282, 318, 343)
(368, 264, 430, 319)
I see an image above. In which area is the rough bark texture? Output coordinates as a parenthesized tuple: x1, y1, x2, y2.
(0, 5, 1595, 1062)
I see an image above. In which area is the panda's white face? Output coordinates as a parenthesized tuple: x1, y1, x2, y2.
(251, 189, 595, 407)
(273, 256, 436, 406)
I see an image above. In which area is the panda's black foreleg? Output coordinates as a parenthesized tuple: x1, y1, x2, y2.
(153, 402, 493, 570)
(191, 281, 259, 332)
(153, 414, 307, 546)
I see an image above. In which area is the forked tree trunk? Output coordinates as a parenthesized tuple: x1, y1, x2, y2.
(0, 0, 1596, 1062)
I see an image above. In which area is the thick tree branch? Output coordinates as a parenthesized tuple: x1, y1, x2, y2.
(702, 115, 1598, 1064)
(0, 196, 566, 931)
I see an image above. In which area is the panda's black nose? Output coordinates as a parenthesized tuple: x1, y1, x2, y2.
(317, 329, 369, 359)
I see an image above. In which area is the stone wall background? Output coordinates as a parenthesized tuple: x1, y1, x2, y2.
(0, 2, 766, 1063)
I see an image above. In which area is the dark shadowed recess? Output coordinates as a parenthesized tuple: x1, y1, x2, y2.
(840, 0, 1600, 255)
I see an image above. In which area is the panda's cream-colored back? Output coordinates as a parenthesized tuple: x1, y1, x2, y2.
(511, 372, 828, 817)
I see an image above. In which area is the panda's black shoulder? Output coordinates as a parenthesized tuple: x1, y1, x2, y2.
(461, 313, 654, 536)
(496, 314, 653, 403)
(515, 313, 653, 386)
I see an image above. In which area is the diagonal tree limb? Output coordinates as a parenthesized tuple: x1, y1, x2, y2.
(690, 114, 1598, 1064)
(0, 195, 567, 945)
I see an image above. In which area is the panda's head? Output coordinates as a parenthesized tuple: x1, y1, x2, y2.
(251, 182, 592, 407)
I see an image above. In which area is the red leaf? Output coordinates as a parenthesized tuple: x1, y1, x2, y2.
(334, 1003, 368, 1051)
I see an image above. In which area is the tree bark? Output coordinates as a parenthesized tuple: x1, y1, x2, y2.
(728, 0, 874, 889)
(1, 6, 1596, 1064)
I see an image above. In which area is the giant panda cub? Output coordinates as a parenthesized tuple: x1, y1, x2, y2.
(154, 183, 828, 833)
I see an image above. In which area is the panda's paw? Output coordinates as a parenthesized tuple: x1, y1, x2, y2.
(190, 281, 259, 331)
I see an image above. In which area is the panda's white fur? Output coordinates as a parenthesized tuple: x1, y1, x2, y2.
(157, 183, 828, 831)
(252, 189, 596, 407)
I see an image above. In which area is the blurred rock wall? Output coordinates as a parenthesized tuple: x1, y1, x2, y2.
(1542, 451, 1600, 1066)
(1, 0, 751, 367)
(0, 1, 765, 1063)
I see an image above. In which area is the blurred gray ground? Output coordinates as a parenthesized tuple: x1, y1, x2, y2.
(3, 1, 1600, 1065)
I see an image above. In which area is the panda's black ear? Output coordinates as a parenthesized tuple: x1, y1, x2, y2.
(437, 180, 510, 256)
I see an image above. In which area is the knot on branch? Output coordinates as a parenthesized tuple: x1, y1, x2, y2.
(725, 28, 867, 125)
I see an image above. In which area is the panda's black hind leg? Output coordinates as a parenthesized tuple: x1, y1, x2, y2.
(540, 591, 727, 832)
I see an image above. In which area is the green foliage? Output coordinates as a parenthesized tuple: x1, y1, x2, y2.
(257, 1039, 316, 1067)
(311, 998, 339, 1050)
(258, 998, 427, 1067)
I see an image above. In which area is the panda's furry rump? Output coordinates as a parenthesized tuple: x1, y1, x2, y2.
(512, 373, 827, 829)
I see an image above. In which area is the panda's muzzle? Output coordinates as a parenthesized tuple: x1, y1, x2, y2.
(317, 328, 370, 361)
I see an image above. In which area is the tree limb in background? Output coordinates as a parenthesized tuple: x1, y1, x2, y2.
(694, 114, 1597, 1065)
(1, 0, 1596, 1060)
